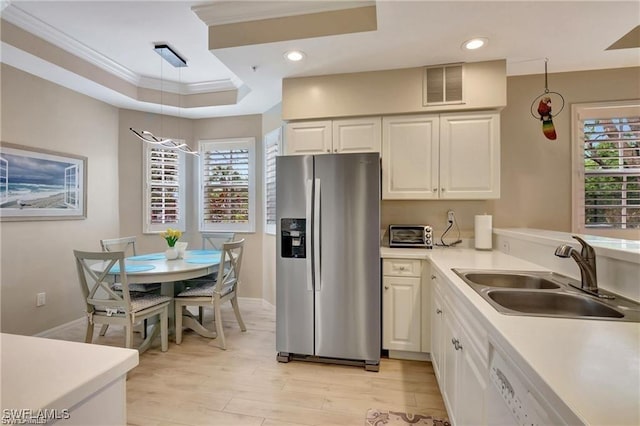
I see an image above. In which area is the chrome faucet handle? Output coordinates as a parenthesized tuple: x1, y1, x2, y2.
(572, 236, 596, 262)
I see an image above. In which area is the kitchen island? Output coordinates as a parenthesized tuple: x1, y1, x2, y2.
(381, 230, 640, 425)
(1, 333, 138, 425)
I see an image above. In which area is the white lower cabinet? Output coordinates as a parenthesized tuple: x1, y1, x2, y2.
(431, 270, 488, 425)
(382, 259, 422, 352)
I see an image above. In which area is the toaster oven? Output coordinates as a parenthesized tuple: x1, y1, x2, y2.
(389, 225, 433, 248)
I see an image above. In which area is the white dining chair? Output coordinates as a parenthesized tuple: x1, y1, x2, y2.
(100, 236, 137, 255)
(202, 232, 235, 251)
(100, 236, 161, 337)
(74, 250, 170, 353)
(174, 239, 246, 350)
(191, 232, 235, 321)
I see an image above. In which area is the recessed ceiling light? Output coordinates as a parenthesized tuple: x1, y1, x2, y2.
(284, 50, 306, 62)
(462, 38, 488, 50)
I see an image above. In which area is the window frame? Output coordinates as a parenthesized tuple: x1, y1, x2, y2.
(571, 100, 640, 238)
(142, 142, 187, 234)
(198, 137, 256, 233)
(263, 127, 281, 235)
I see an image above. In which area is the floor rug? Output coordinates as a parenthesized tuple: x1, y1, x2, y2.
(365, 409, 451, 426)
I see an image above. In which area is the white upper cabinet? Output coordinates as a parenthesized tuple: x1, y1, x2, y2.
(285, 117, 381, 155)
(285, 120, 332, 155)
(439, 111, 500, 199)
(332, 117, 381, 153)
(382, 114, 440, 199)
(382, 111, 500, 200)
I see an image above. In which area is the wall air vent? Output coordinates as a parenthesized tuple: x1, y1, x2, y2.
(423, 64, 465, 106)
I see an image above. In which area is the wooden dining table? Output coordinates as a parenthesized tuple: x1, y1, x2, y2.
(92, 249, 222, 347)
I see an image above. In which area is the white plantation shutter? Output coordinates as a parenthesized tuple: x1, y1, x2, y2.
(573, 101, 640, 234)
(199, 138, 255, 232)
(264, 128, 281, 234)
(582, 116, 640, 229)
(144, 145, 185, 233)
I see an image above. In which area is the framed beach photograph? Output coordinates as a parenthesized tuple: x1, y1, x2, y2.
(0, 142, 87, 221)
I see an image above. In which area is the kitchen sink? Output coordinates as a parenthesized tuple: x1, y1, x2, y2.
(452, 269, 640, 322)
(487, 290, 624, 318)
(461, 272, 560, 289)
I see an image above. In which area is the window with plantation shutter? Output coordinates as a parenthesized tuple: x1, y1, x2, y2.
(143, 144, 186, 233)
(199, 138, 255, 233)
(264, 128, 281, 235)
(573, 101, 640, 236)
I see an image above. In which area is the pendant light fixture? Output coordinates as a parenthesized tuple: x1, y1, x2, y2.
(130, 43, 197, 155)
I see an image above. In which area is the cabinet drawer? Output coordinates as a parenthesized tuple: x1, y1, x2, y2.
(383, 259, 422, 277)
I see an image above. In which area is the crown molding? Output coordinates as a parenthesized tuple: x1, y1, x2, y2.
(192, 0, 375, 26)
(137, 76, 240, 95)
(2, 4, 241, 95)
(2, 4, 140, 85)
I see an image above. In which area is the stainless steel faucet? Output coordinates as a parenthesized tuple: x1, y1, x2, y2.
(555, 236, 599, 293)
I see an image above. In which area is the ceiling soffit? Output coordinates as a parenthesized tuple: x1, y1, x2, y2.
(205, 6, 377, 50)
(607, 25, 640, 50)
(1, 5, 241, 108)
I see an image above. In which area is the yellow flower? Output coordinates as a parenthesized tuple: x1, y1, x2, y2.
(161, 228, 182, 247)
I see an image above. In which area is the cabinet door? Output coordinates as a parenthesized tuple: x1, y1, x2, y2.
(456, 329, 488, 426)
(382, 275, 421, 351)
(382, 115, 439, 199)
(420, 264, 432, 353)
(285, 121, 332, 155)
(439, 112, 500, 199)
(430, 275, 444, 380)
(441, 297, 459, 422)
(332, 117, 381, 153)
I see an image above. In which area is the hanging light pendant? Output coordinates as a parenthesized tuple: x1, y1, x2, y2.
(130, 128, 198, 155)
(131, 43, 197, 155)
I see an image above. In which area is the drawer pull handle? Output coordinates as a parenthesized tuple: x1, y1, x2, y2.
(431, 275, 436, 280)
(384, 286, 389, 290)
(436, 308, 442, 314)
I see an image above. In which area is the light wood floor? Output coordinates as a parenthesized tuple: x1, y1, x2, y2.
(46, 299, 448, 425)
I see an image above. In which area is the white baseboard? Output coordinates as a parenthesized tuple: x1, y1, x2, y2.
(34, 316, 85, 338)
(388, 350, 432, 362)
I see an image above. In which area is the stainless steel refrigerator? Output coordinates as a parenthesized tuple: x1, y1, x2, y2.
(275, 152, 380, 371)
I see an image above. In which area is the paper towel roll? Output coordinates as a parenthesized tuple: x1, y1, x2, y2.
(475, 214, 493, 250)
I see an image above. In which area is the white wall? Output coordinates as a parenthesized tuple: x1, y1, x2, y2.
(0, 64, 120, 335)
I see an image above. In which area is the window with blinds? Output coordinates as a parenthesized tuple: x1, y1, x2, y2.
(143, 145, 185, 233)
(199, 138, 255, 232)
(264, 128, 281, 235)
(580, 111, 640, 230)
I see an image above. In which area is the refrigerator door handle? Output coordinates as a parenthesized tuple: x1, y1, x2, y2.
(305, 179, 313, 292)
(313, 178, 321, 291)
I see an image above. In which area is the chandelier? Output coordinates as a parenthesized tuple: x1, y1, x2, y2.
(131, 44, 197, 155)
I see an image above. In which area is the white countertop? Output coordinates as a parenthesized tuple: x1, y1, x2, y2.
(0, 334, 138, 412)
(381, 246, 640, 425)
(494, 227, 640, 264)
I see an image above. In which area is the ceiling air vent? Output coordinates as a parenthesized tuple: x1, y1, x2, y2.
(423, 64, 464, 106)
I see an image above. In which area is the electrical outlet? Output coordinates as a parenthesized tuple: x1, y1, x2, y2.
(36, 292, 46, 307)
(447, 210, 455, 224)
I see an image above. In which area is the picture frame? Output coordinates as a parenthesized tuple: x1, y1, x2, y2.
(0, 142, 87, 221)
